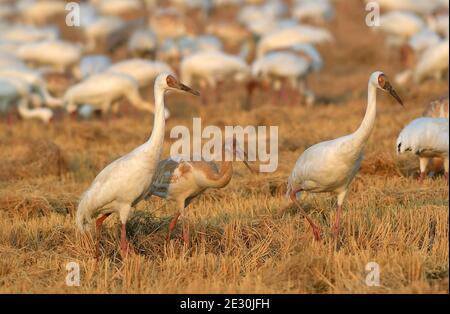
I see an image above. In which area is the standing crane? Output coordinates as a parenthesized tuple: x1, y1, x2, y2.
(287, 71, 403, 241)
(397, 117, 449, 184)
(75, 73, 199, 258)
(144, 139, 255, 245)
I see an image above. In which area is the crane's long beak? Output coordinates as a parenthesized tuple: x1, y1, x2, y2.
(385, 81, 404, 106)
(179, 83, 200, 96)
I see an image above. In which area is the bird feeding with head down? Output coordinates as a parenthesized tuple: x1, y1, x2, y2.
(396, 117, 449, 185)
(75, 73, 200, 259)
(287, 71, 403, 241)
(143, 138, 256, 246)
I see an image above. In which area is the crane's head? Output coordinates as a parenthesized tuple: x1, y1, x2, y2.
(371, 71, 404, 106)
(156, 73, 200, 96)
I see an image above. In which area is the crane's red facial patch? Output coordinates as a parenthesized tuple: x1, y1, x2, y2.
(166, 75, 179, 88)
(378, 74, 387, 89)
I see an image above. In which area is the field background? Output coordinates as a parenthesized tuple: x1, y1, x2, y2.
(0, 0, 448, 293)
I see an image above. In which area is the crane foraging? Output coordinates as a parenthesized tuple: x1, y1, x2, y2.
(396, 117, 449, 184)
(0, 77, 53, 124)
(75, 73, 199, 259)
(144, 139, 255, 245)
(180, 50, 250, 104)
(63, 72, 169, 120)
(287, 71, 403, 241)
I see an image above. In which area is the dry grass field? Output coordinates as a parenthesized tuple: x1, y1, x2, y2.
(0, 0, 448, 293)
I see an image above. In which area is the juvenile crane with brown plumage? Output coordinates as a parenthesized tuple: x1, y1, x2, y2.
(144, 139, 254, 245)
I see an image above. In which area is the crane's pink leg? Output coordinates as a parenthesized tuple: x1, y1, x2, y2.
(120, 223, 129, 258)
(167, 211, 181, 242)
(95, 213, 111, 260)
(290, 190, 321, 241)
(418, 172, 426, 184)
(333, 205, 342, 239)
(418, 158, 429, 184)
(182, 222, 190, 247)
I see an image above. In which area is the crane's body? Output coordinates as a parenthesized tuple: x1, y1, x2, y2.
(75, 73, 199, 258)
(287, 71, 403, 241)
(144, 142, 253, 244)
(397, 117, 449, 183)
(63, 72, 169, 118)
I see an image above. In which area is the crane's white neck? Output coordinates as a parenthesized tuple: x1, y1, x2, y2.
(352, 82, 377, 148)
(142, 84, 166, 155)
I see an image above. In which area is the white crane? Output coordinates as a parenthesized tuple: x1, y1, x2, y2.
(293, 0, 335, 23)
(95, 0, 143, 17)
(422, 96, 449, 177)
(82, 16, 126, 51)
(251, 52, 310, 106)
(149, 8, 190, 42)
(76, 73, 199, 258)
(423, 95, 449, 118)
(127, 28, 158, 59)
(180, 50, 250, 104)
(0, 77, 53, 124)
(63, 72, 169, 119)
(413, 39, 449, 83)
(178, 35, 224, 58)
(378, 11, 425, 48)
(287, 71, 403, 240)
(397, 117, 449, 184)
(107, 58, 174, 88)
(399, 28, 441, 69)
(73, 55, 112, 80)
(366, 0, 442, 15)
(257, 25, 333, 58)
(396, 39, 449, 85)
(0, 66, 62, 108)
(18, 0, 66, 25)
(16, 40, 82, 73)
(251, 43, 322, 106)
(0, 24, 58, 44)
(206, 22, 251, 48)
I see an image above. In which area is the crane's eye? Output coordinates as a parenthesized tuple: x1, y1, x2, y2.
(378, 74, 386, 88)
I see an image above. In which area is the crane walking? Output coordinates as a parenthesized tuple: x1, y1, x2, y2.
(287, 71, 403, 241)
(75, 73, 199, 258)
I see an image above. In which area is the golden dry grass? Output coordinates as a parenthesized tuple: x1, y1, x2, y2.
(0, 0, 448, 293)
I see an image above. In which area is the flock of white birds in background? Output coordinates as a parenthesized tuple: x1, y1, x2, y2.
(0, 0, 338, 123)
(1, 0, 448, 123)
(368, 0, 449, 85)
(0, 0, 448, 255)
